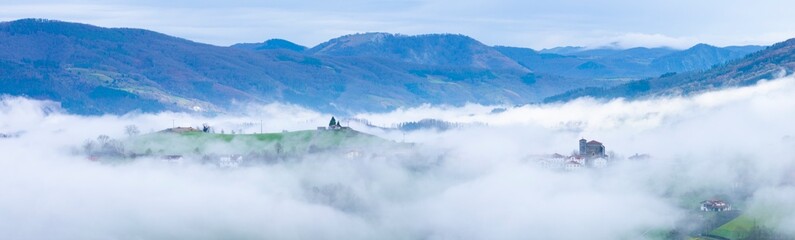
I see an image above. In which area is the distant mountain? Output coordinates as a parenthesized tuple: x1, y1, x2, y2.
(544, 40, 792, 102)
(539, 46, 586, 55)
(650, 44, 764, 72)
(573, 47, 676, 60)
(307, 32, 526, 70)
(231, 39, 307, 52)
(0, 19, 606, 115)
(0, 19, 774, 115)
(493, 46, 590, 78)
(497, 44, 761, 81)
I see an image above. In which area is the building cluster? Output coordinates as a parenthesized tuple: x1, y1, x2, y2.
(535, 138, 610, 171)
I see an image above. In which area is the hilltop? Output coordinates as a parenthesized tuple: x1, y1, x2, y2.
(124, 127, 400, 157)
(231, 39, 308, 52)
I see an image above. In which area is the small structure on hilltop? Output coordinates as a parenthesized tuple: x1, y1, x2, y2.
(700, 199, 732, 212)
(320, 117, 350, 131)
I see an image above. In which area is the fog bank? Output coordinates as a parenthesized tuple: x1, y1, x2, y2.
(1, 77, 795, 239)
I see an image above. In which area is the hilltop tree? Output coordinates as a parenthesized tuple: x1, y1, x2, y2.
(329, 117, 337, 127)
(202, 123, 211, 133)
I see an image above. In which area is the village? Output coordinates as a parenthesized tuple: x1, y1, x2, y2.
(529, 138, 739, 221)
(532, 138, 611, 171)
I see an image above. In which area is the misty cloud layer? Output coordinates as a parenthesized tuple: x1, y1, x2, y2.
(1, 77, 795, 239)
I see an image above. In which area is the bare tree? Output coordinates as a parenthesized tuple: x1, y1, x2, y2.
(82, 139, 96, 155)
(125, 125, 140, 137)
(101, 139, 125, 156)
(97, 135, 110, 145)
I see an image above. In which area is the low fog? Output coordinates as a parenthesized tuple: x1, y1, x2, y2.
(1, 77, 795, 239)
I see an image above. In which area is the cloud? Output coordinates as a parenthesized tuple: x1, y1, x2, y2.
(1, 77, 795, 239)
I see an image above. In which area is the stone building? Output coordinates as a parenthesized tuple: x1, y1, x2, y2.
(579, 138, 606, 158)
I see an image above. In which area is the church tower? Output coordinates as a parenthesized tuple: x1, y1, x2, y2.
(579, 138, 587, 156)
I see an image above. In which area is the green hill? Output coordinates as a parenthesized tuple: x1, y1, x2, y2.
(125, 128, 400, 156)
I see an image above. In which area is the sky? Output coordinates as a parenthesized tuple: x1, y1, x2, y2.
(1, 75, 795, 239)
(1, 0, 794, 49)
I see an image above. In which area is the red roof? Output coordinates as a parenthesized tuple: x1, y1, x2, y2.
(587, 140, 602, 145)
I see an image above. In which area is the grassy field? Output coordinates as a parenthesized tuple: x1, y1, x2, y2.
(704, 214, 755, 240)
(125, 128, 399, 156)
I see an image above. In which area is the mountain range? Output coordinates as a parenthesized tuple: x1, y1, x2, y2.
(545, 40, 795, 102)
(0, 18, 774, 115)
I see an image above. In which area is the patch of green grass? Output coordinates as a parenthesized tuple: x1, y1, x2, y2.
(708, 214, 755, 240)
(124, 129, 396, 156)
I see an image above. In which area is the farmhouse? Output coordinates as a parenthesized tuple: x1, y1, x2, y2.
(700, 199, 732, 212)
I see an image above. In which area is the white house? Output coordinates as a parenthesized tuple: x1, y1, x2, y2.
(567, 155, 585, 165)
(592, 157, 608, 168)
(345, 150, 363, 159)
(565, 160, 583, 171)
(219, 155, 243, 168)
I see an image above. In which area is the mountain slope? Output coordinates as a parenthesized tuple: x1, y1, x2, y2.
(496, 45, 760, 81)
(307, 33, 527, 71)
(0, 19, 606, 115)
(0, 19, 342, 114)
(650, 44, 764, 73)
(544, 40, 793, 102)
